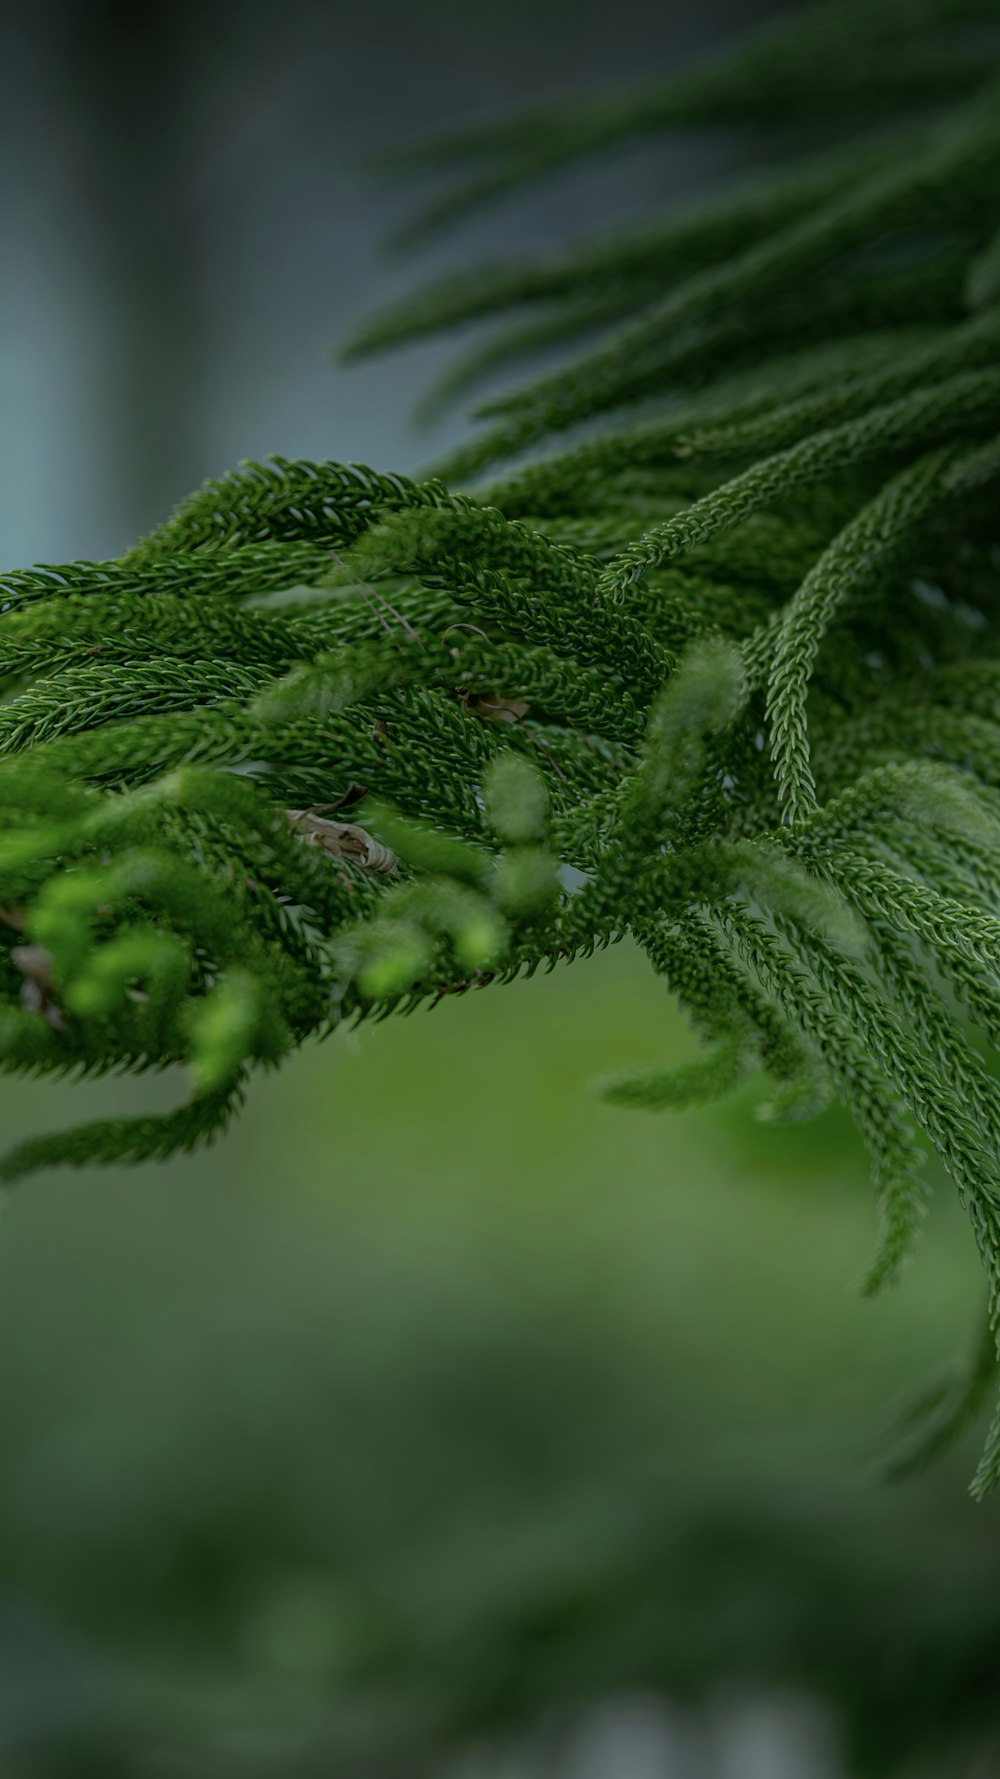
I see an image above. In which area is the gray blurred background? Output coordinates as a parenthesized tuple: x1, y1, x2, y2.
(0, 0, 772, 563)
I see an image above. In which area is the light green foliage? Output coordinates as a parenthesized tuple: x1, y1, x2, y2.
(2, 0, 1000, 1486)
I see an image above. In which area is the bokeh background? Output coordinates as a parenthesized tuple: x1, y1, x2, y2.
(0, 2, 997, 1773)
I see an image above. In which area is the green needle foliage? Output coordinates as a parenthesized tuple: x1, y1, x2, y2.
(2, 0, 1000, 1485)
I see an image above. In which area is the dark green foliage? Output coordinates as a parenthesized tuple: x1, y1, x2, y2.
(3, 0, 1000, 1485)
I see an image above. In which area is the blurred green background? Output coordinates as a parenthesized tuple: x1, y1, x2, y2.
(1, 1, 999, 1774)
(0, 947, 995, 1775)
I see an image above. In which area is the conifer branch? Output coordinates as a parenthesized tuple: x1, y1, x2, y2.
(3, 0, 1000, 1486)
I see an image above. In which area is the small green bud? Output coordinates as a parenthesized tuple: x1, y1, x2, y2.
(483, 754, 549, 844)
(187, 969, 263, 1095)
(63, 976, 115, 1019)
(356, 924, 434, 1000)
(454, 910, 507, 973)
(493, 847, 560, 916)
